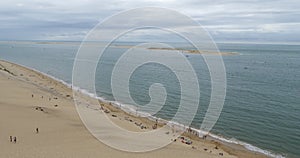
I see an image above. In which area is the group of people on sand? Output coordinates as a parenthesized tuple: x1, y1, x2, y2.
(187, 127, 201, 137)
(9, 136, 17, 143)
(32, 94, 55, 101)
(9, 128, 39, 144)
(186, 127, 210, 140)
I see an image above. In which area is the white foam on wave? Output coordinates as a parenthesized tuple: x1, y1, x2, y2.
(207, 133, 285, 158)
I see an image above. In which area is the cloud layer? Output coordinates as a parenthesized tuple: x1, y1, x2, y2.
(0, 0, 299, 43)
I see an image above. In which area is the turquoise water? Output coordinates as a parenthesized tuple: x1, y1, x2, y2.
(0, 41, 299, 157)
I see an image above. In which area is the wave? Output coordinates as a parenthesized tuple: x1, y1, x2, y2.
(207, 133, 285, 158)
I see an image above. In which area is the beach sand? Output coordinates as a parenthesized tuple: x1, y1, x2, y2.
(0, 60, 267, 158)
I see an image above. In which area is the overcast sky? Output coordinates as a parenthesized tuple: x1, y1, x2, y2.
(1, 0, 299, 44)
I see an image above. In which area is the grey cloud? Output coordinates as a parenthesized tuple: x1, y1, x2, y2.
(0, 0, 299, 43)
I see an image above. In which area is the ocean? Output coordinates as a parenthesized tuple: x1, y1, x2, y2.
(0, 41, 299, 158)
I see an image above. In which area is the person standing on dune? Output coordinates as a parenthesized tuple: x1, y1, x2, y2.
(13, 137, 17, 143)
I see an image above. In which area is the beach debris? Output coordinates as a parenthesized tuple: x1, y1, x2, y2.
(111, 114, 117, 117)
(104, 109, 110, 113)
(219, 153, 224, 156)
(54, 104, 58, 107)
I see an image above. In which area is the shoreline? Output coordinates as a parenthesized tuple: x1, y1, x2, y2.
(0, 59, 277, 158)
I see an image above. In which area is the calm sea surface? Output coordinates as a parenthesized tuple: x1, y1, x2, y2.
(0, 41, 299, 157)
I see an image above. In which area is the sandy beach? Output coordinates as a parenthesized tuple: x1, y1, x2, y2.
(0, 60, 268, 158)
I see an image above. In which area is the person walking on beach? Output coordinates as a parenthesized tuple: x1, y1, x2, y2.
(10, 136, 12, 142)
(13, 137, 17, 143)
(36, 128, 39, 134)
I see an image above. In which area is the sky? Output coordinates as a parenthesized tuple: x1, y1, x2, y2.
(0, 0, 300, 44)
